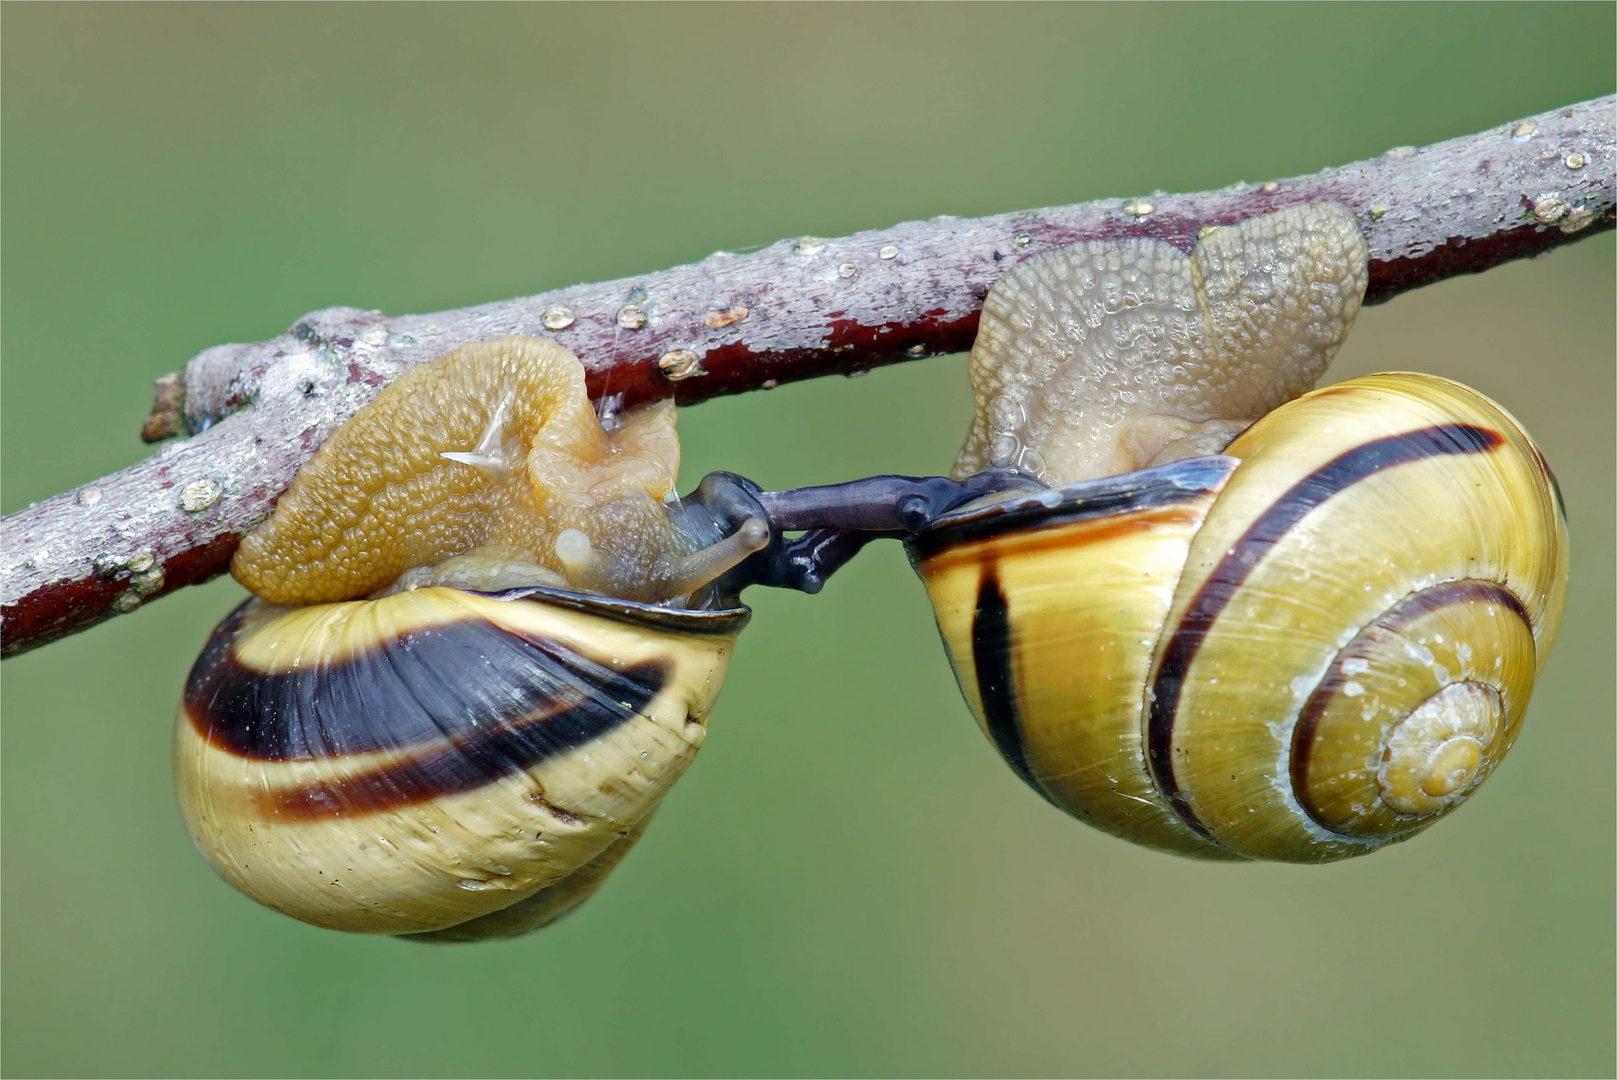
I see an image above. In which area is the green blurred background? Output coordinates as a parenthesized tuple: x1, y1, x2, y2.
(3, 5, 1612, 1077)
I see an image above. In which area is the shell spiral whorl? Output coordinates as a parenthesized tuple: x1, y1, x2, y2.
(910, 373, 1567, 862)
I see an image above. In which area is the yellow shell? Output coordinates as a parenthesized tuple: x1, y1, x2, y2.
(409, 809, 660, 943)
(175, 585, 746, 935)
(907, 373, 1568, 862)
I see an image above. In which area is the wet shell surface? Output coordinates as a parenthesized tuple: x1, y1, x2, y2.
(908, 373, 1568, 861)
(175, 584, 746, 934)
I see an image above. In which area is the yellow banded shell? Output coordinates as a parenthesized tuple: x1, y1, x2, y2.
(176, 584, 746, 935)
(178, 338, 771, 937)
(907, 372, 1567, 862)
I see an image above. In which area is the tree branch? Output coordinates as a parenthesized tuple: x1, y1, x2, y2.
(3, 96, 1612, 657)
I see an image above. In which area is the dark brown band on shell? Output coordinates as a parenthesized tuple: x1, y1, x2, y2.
(257, 658, 665, 818)
(186, 600, 668, 760)
(184, 598, 670, 814)
(911, 458, 1237, 812)
(1146, 423, 1506, 842)
(969, 569, 1045, 801)
(1289, 579, 1533, 829)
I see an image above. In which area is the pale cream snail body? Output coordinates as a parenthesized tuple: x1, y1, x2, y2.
(177, 338, 773, 938)
(907, 203, 1569, 860)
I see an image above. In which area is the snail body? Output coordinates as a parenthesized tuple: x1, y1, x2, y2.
(908, 373, 1567, 861)
(233, 336, 766, 607)
(179, 339, 769, 937)
(954, 202, 1369, 484)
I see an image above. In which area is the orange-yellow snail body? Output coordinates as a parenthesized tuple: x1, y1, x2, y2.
(178, 338, 772, 938)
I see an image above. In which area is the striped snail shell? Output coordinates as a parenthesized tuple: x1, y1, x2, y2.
(177, 584, 745, 936)
(907, 373, 1568, 861)
(177, 338, 771, 937)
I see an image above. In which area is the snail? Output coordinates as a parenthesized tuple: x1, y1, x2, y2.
(904, 202, 1570, 860)
(719, 203, 1570, 862)
(176, 336, 1004, 938)
(907, 373, 1567, 860)
(177, 337, 781, 937)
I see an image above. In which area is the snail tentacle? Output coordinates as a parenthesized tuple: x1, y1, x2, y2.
(657, 516, 771, 597)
